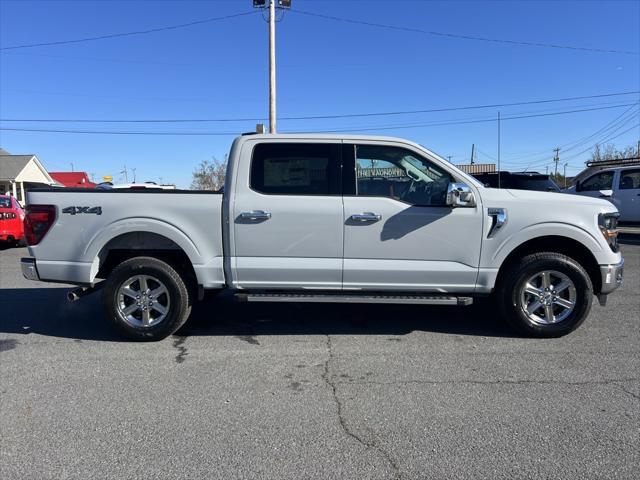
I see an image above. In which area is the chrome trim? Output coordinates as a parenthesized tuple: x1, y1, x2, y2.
(350, 212, 382, 222)
(20, 257, 40, 281)
(446, 182, 476, 207)
(240, 210, 272, 220)
(599, 259, 624, 295)
(487, 207, 507, 237)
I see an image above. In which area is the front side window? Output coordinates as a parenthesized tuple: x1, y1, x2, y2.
(619, 169, 640, 190)
(355, 145, 452, 206)
(579, 171, 614, 192)
(250, 143, 340, 195)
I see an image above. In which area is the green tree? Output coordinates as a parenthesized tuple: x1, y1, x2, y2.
(191, 156, 227, 191)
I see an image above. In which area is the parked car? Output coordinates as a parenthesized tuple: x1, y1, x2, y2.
(565, 166, 640, 224)
(472, 171, 561, 192)
(0, 195, 25, 246)
(21, 134, 623, 340)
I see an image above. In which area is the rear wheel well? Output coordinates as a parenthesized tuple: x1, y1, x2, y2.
(496, 236, 602, 293)
(96, 232, 197, 294)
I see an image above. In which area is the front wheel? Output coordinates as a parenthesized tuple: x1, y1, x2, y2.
(497, 252, 593, 337)
(101, 256, 192, 341)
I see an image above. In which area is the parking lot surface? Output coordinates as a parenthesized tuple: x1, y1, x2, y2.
(1, 242, 638, 479)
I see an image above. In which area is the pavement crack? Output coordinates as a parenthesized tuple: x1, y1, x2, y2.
(614, 383, 640, 401)
(322, 335, 401, 480)
(335, 378, 639, 388)
(172, 335, 188, 364)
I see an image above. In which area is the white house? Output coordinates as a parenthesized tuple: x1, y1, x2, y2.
(0, 148, 57, 205)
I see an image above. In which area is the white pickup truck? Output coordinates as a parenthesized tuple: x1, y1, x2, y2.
(21, 134, 624, 340)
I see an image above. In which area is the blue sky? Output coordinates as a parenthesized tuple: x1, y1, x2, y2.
(1, 0, 638, 187)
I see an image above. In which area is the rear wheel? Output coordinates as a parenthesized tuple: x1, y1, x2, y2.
(497, 252, 593, 337)
(102, 256, 192, 341)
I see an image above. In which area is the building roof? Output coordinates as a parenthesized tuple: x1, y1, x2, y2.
(0, 155, 36, 180)
(49, 171, 97, 188)
(0, 153, 56, 184)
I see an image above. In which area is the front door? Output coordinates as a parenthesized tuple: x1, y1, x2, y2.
(615, 168, 640, 222)
(342, 143, 483, 292)
(232, 141, 344, 290)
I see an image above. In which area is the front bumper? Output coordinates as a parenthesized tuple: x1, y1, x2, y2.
(21, 257, 40, 281)
(599, 258, 624, 295)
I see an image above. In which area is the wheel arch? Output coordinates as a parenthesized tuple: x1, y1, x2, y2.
(91, 231, 198, 293)
(495, 235, 602, 294)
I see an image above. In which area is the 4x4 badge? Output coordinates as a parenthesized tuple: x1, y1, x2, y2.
(62, 206, 102, 215)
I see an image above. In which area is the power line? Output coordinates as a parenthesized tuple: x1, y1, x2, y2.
(502, 105, 640, 164)
(0, 128, 238, 136)
(0, 11, 257, 51)
(2, 103, 637, 136)
(561, 123, 640, 162)
(291, 9, 639, 56)
(299, 103, 638, 133)
(1, 91, 638, 123)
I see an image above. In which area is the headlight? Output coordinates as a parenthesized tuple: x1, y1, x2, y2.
(598, 212, 619, 252)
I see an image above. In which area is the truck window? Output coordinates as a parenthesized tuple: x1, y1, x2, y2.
(354, 145, 451, 206)
(250, 143, 340, 195)
(578, 171, 614, 192)
(619, 169, 640, 190)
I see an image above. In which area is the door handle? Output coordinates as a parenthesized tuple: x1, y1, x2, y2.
(350, 212, 382, 222)
(240, 210, 272, 220)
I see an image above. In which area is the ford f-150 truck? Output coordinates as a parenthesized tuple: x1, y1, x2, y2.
(20, 134, 624, 340)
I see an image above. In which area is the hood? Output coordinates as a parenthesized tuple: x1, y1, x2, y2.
(480, 187, 618, 211)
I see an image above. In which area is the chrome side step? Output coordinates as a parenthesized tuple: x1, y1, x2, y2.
(238, 293, 473, 306)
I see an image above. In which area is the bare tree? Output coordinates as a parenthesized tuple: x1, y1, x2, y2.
(590, 144, 637, 163)
(191, 155, 227, 191)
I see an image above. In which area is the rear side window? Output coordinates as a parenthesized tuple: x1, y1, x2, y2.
(250, 143, 341, 195)
(579, 171, 614, 192)
(619, 169, 640, 190)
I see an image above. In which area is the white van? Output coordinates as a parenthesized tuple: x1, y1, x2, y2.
(567, 165, 640, 223)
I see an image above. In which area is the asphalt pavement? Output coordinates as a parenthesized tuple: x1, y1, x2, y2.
(0, 242, 638, 479)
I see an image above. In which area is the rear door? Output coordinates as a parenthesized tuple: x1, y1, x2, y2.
(341, 142, 483, 292)
(231, 140, 344, 290)
(615, 168, 640, 222)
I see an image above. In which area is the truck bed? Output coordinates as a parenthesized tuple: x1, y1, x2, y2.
(25, 189, 225, 287)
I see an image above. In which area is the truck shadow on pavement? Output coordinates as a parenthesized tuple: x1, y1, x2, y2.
(0, 288, 517, 341)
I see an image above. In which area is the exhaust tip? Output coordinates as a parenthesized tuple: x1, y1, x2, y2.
(67, 288, 84, 302)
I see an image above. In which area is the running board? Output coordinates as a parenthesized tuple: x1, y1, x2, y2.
(237, 293, 473, 306)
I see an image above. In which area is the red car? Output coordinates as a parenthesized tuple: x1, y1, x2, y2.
(0, 195, 26, 246)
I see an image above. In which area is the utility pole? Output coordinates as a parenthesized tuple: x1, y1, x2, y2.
(563, 162, 568, 188)
(268, 0, 276, 133)
(70, 162, 74, 172)
(553, 147, 560, 177)
(254, 0, 291, 133)
(132, 168, 137, 183)
(497, 111, 501, 188)
(121, 166, 128, 183)
(470, 143, 475, 165)
(447, 155, 452, 163)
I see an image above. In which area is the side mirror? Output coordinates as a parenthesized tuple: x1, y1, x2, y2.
(599, 189, 613, 198)
(446, 182, 476, 208)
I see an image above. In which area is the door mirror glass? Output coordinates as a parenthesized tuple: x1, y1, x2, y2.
(446, 182, 476, 207)
(599, 189, 613, 198)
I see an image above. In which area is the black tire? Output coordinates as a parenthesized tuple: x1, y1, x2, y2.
(101, 256, 192, 341)
(497, 252, 593, 337)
